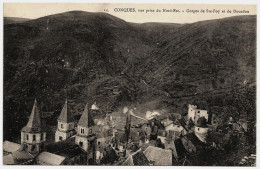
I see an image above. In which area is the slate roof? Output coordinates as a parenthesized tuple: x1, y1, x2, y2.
(12, 150, 34, 164)
(143, 146, 172, 166)
(161, 118, 173, 127)
(58, 100, 74, 123)
(37, 152, 66, 165)
(157, 129, 167, 137)
(115, 131, 127, 144)
(207, 132, 231, 145)
(55, 146, 85, 159)
(45, 137, 77, 154)
(45, 137, 86, 159)
(130, 128, 145, 143)
(3, 141, 21, 153)
(3, 154, 15, 165)
(122, 149, 150, 166)
(96, 129, 113, 139)
(164, 140, 179, 160)
(21, 99, 44, 133)
(78, 103, 95, 127)
(181, 132, 205, 153)
(196, 117, 208, 128)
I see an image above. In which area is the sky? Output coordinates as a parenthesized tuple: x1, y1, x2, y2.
(3, 3, 257, 23)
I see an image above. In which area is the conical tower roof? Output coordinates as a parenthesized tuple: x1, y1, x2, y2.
(21, 99, 43, 133)
(78, 104, 89, 127)
(58, 100, 74, 123)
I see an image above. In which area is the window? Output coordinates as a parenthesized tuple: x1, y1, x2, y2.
(59, 136, 63, 141)
(81, 128, 84, 134)
(33, 135, 36, 141)
(61, 123, 64, 129)
(26, 134, 29, 140)
(40, 133, 43, 140)
(198, 128, 200, 131)
(145, 127, 148, 131)
(79, 141, 83, 147)
(98, 141, 100, 145)
(31, 145, 36, 151)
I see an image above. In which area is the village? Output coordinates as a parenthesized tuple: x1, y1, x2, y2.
(3, 99, 256, 166)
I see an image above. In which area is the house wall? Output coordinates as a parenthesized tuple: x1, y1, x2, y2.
(195, 126, 208, 142)
(188, 104, 197, 121)
(165, 124, 184, 132)
(158, 136, 166, 144)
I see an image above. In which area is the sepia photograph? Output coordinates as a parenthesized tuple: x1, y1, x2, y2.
(2, 2, 257, 166)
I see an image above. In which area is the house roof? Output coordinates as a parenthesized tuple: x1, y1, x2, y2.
(130, 128, 145, 142)
(21, 99, 44, 133)
(207, 132, 231, 144)
(165, 140, 178, 160)
(115, 131, 127, 144)
(45, 137, 77, 154)
(57, 147, 85, 159)
(45, 137, 87, 158)
(57, 100, 74, 123)
(161, 118, 173, 127)
(37, 152, 66, 165)
(122, 149, 150, 166)
(143, 146, 172, 166)
(96, 129, 113, 139)
(3, 141, 21, 153)
(193, 101, 208, 110)
(196, 117, 208, 128)
(91, 102, 99, 110)
(3, 154, 15, 165)
(12, 150, 34, 164)
(181, 132, 205, 152)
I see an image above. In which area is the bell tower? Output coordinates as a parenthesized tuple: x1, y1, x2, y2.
(75, 104, 91, 151)
(21, 99, 46, 154)
(55, 99, 75, 142)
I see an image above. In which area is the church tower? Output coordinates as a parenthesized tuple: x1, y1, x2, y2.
(75, 104, 92, 151)
(75, 103, 96, 164)
(55, 99, 75, 142)
(21, 99, 46, 154)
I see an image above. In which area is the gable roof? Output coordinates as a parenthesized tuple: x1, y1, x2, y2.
(12, 150, 34, 164)
(181, 132, 205, 152)
(122, 149, 150, 166)
(37, 152, 66, 165)
(21, 99, 44, 133)
(58, 100, 74, 123)
(3, 154, 15, 165)
(45, 137, 77, 154)
(3, 141, 21, 153)
(143, 146, 172, 166)
(78, 103, 89, 127)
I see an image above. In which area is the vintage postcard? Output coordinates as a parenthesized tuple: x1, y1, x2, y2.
(2, 3, 257, 166)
